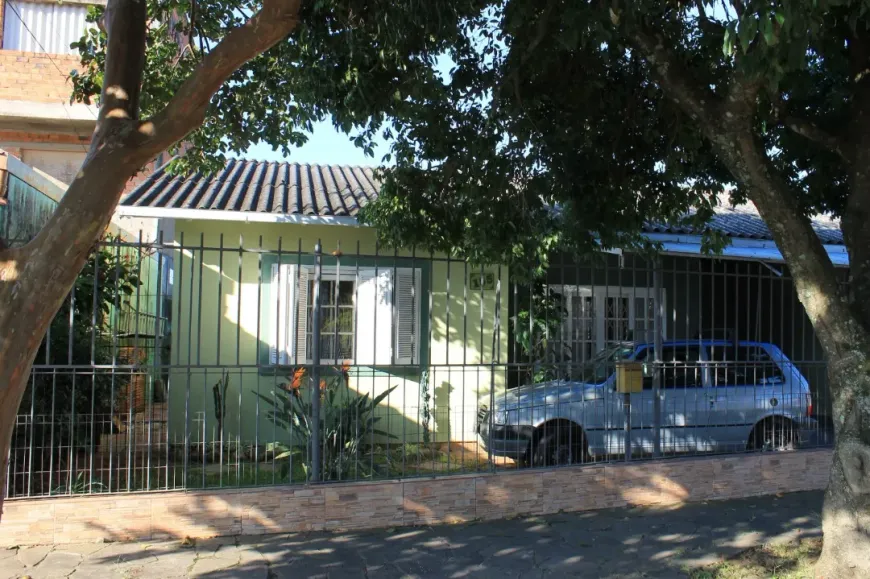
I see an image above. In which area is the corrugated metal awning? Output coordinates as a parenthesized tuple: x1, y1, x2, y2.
(647, 234, 850, 268)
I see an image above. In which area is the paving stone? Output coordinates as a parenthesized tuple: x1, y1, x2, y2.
(96, 542, 153, 564)
(141, 552, 199, 576)
(200, 545, 242, 563)
(235, 545, 267, 566)
(0, 557, 27, 579)
(189, 556, 238, 576)
(55, 543, 108, 557)
(28, 551, 84, 578)
(18, 545, 53, 567)
(199, 563, 269, 579)
(114, 554, 160, 571)
(194, 537, 236, 556)
(68, 568, 114, 579)
(265, 561, 301, 579)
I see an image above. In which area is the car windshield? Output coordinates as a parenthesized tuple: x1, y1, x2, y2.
(577, 344, 636, 383)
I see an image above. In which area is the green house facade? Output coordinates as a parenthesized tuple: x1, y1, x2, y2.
(119, 160, 509, 447)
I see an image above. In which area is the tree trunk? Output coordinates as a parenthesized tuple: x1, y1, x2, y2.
(628, 23, 870, 577)
(815, 358, 870, 578)
(815, 37, 870, 578)
(710, 97, 870, 579)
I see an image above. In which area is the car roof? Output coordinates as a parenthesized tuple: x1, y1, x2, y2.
(632, 340, 774, 349)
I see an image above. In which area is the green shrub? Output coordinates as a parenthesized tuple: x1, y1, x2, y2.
(255, 367, 397, 482)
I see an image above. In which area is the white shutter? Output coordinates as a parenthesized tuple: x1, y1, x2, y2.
(269, 263, 297, 365)
(395, 268, 422, 364)
(294, 269, 309, 363)
(355, 269, 393, 365)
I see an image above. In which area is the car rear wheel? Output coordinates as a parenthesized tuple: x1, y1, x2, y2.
(530, 423, 588, 467)
(748, 418, 798, 451)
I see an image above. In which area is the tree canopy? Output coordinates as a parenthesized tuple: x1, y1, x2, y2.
(72, 2, 863, 283)
(362, 2, 860, 277)
(71, 0, 487, 174)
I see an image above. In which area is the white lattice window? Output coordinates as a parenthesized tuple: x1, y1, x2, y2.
(268, 265, 421, 366)
(550, 285, 666, 362)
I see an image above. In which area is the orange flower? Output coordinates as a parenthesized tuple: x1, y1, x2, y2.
(291, 367, 306, 390)
(319, 379, 328, 391)
(339, 362, 350, 383)
(280, 367, 306, 398)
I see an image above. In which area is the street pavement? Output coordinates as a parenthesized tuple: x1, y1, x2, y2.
(0, 491, 823, 578)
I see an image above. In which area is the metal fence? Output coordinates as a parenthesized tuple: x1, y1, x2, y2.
(4, 235, 836, 499)
(0, 172, 59, 247)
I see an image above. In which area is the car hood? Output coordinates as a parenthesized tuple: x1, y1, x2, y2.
(492, 380, 607, 411)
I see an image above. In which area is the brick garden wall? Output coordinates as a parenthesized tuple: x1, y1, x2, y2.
(0, 449, 832, 546)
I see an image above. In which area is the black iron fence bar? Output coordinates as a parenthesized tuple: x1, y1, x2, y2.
(653, 259, 663, 458)
(310, 241, 323, 483)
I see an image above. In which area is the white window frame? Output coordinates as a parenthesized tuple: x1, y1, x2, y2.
(269, 264, 422, 366)
(549, 285, 667, 355)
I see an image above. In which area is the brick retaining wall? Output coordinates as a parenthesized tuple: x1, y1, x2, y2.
(0, 449, 832, 546)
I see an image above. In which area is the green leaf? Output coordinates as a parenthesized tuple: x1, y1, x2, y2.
(371, 385, 398, 407)
(723, 24, 735, 57)
(761, 13, 778, 46)
(738, 17, 757, 54)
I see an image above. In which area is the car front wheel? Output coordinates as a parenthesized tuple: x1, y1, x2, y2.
(530, 424, 588, 467)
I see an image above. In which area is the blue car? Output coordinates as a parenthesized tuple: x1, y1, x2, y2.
(479, 340, 817, 466)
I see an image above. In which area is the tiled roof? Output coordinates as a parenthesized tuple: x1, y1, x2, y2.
(122, 159, 844, 245)
(643, 200, 844, 245)
(121, 159, 379, 217)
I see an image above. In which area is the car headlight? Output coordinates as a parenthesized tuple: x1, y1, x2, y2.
(491, 409, 507, 425)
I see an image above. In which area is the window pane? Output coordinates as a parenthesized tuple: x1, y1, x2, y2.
(304, 275, 356, 361)
(605, 297, 629, 344)
(707, 345, 784, 386)
(338, 280, 354, 305)
(657, 346, 702, 389)
(338, 335, 354, 359)
(320, 336, 336, 361)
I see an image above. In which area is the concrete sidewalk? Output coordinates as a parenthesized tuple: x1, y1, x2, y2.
(0, 491, 822, 579)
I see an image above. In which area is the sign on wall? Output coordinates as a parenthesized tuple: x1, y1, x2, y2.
(469, 271, 496, 291)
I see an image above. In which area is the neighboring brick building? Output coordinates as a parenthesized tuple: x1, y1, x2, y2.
(0, 0, 165, 238)
(0, 0, 100, 183)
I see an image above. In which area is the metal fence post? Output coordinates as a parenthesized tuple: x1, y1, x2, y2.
(310, 241, 323, 482)
(653, 259, 663, 458)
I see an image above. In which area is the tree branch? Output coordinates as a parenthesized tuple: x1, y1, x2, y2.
(140, 0, 303, 156)
(189, 0, 197, 56)
(627, 26, 721, 127)
(783, 114, 851, 163)
(96, 0, 147, 126)
(695, 0, 709, 24)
